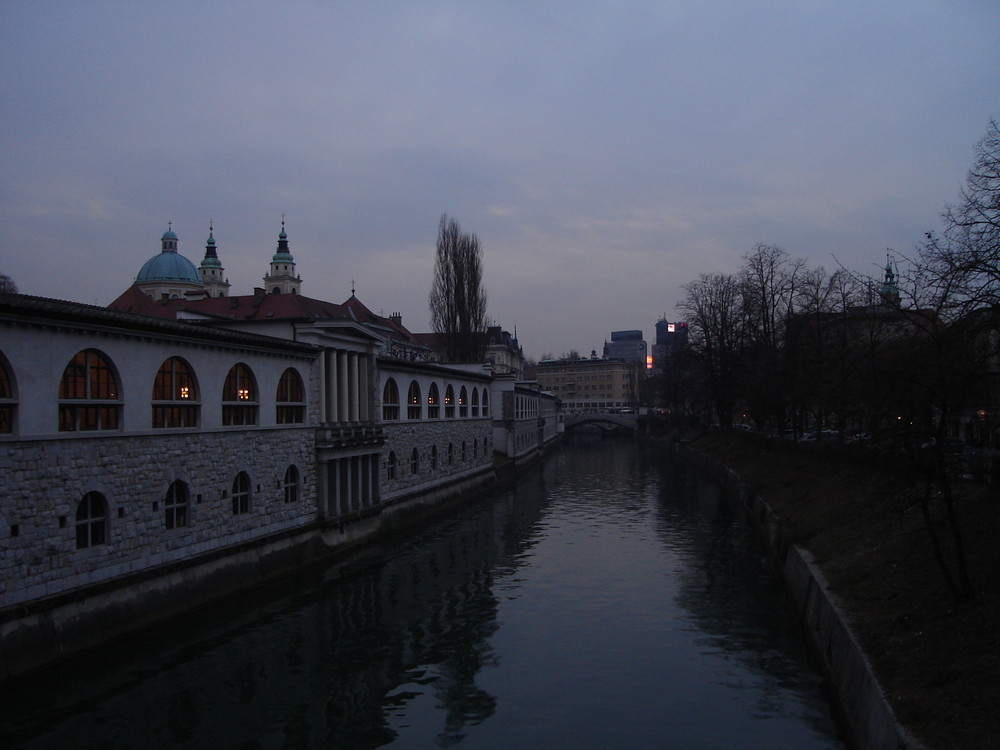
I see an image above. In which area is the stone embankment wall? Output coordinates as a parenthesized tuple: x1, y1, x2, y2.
(681, 445, 926, 750)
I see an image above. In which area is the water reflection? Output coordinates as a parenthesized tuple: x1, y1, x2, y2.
(0, 436, 843, 749)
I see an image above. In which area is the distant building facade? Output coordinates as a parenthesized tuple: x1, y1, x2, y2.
(535, 354, 640, 413)
(652, 319, 689, 374)
(602, 329, 648, 367)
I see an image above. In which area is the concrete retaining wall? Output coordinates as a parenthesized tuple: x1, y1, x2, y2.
(681, 445, 925, 750)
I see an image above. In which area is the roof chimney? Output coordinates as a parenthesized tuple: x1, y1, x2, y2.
(389, 312, 402, 326)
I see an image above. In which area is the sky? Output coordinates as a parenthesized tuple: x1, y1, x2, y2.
(2, 1, 998, 360)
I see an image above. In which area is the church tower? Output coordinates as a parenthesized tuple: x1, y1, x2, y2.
(263, 217, 301, 295)
(199, 223, 230, 297)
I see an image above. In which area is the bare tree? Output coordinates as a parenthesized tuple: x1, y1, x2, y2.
(0, 273, 17, 294)
(429, 215, 488, 362)
(679, 272, 746, 427)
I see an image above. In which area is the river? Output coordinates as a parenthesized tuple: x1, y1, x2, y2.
(0, 434, 846, 749)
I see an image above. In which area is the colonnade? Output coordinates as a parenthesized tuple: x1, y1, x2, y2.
(323, 349, 371, 423)
(325, 454, 380, 516)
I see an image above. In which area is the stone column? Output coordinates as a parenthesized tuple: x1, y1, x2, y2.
(349, 353, 360, 422)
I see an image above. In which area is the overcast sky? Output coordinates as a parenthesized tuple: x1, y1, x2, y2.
(2, 1, 998, 359)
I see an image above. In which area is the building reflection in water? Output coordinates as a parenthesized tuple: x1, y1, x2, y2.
(0, 465, 552, 750)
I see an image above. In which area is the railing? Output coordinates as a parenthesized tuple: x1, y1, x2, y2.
(316, 423, 386, 449)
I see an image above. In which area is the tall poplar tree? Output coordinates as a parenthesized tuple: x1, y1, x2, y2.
(429, 214, 488, 362)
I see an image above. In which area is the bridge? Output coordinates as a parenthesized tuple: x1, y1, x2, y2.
(564, 412, 640, 433)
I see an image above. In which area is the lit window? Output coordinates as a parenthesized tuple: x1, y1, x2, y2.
(152, 357, 199, 428)
(444, 385, 455, 418)
(276, 368, 305, 424)
(382, 378, 399, 420)
(59, 350, 120, 432)
(427, 382, 440, 419)
(222, 364, 257, 425)
(76, 491, 107, 548)
(407, 380, 421, 420)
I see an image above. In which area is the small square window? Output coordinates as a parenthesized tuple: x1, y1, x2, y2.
(117, 507, 125, 518)
(59, 516, 67, 528)
(152, 501, 159, 511)
(10, 524, 19, 537)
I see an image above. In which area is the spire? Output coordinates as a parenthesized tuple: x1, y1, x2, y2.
(202, 221, 220, 264)
(880, 251, 900, 305)
(264, 215, 300, 295)
(272, 215, 293, 262)
(199, 221, 229, 296)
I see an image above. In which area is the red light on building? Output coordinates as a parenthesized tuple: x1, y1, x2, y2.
(645, 355, 653, 369)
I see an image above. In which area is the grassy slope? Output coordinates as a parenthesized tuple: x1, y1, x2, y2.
(691, 432, 1000, 750)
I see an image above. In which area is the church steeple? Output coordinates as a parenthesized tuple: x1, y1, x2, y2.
(263, 215, 301, 295)
(199, 222, 230, 297)
(880, 252, 900, 306)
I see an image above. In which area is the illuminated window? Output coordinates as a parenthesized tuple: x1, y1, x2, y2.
(164, 480, 189, 529)
(276, 368, 305, 424)
(232, 471, 251, 515)
(59, 350, 120, 431)
(407, 380, 421, 420)
(222, 364, 257, 425)
(427, 382, 440, 419)
(444, 385, 455, 418)
(382, 378, 399, 420)
(76, 491, 107, 548)
(152, 357, 198, 428)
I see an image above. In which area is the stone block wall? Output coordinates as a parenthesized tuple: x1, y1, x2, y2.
(1, 426, 316, 608)
(381, 418, 493, 501)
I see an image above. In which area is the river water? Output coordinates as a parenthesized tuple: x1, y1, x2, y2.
(1, 435, 846, 749)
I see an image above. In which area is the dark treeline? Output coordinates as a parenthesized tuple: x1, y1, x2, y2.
(657, 120, 1000, 600)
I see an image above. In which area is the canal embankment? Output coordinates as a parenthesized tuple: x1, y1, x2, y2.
(679, 431, 1000, 750)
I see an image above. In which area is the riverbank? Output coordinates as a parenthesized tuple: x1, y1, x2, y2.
(688, 432, 999, 750)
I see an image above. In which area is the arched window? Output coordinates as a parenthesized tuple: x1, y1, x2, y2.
(410, 447, 420, 475)
(407, 380, 422, 420)
(283, 465, 299, 503)
(473, 440, 478, 458)
(430, 444, 438, 470)
(386, 451, 397, 480)
(76, 491, 107, 548)
(232, 472, 251, 515)
(447, 442, 455, 465)
(222, 364, 258, 426)
(152, 357, 198, 428)
(483, 437, 490, 456)
(462, 440, 467, 462)
(276, 368, 305, 424)
(427, 382, 440, 419)
(0, 353, 14, 433)
(471, 387, 479, 417)
(164, 480, 189, 529)
(459, 386, 468, 418)
(482, 389, 490, 418)
(444, 385, 455, 418)
(59, 350, 120, 431)
(382, 378, 399, 420)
